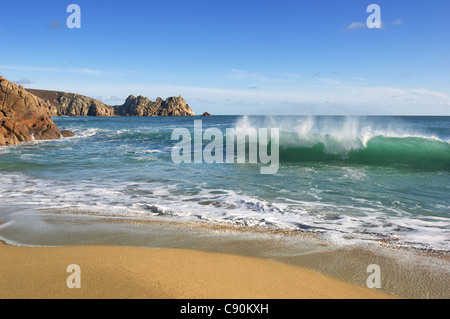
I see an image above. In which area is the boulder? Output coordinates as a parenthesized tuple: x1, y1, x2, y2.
(61, 130, 75, 137)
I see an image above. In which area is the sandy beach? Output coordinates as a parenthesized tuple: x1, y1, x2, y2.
(0, 240, 397, 299)
(2, 0, 450, 303)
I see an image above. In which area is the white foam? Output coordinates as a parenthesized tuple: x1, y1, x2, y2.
(0, 171, 448, 251)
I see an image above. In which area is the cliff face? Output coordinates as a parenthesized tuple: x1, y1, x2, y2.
(28, 89, 195, 117)
(0, 77, 62, 146)
(26, 89, 114, 117)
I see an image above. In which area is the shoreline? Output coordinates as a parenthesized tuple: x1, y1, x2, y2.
(1, 213, 449, 299)
(0, 240, 397, 299)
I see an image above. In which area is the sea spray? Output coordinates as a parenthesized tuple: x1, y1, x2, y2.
(171, 120, 280, 174)
(235, 116, 450, 170)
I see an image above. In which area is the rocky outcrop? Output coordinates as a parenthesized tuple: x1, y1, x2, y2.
(115, 95, 195, 117)
(26, 89, 114, 117)
(201, 112, 212, 117)
(0, 77, 64, 146)
(29, 89, 195, 117)
(61, 130, 75, 137)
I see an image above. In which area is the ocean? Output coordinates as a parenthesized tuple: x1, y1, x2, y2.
(0, 115, 449, 252)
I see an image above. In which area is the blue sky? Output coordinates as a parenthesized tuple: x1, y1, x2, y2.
(1, 0, 449, 115)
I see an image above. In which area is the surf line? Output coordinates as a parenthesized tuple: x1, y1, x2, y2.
(171, 120, 279, 174)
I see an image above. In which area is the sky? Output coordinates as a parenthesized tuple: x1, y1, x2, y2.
(1, 0, 449, 115)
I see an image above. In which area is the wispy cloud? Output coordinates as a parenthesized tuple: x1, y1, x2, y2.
(0, 65, 115, 76)
(410, 88, 448, 99)
(13, 78, 34, 85)
(352, 77, 368, 82)
(320, 78, 341, 85)
(57, 81, 450, 115)
(344, 19, 402, 31)
(92, 95, 127, 104)
(390, 19, 403, 26)
(344, 22, 367, 31)
(228, 68, 301, 83)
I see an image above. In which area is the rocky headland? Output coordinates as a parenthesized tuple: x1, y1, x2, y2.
(1, 77, 196, 146)
(27, 89, 195, 117)
(0, 76, 66, 146)
(26, 89, 114, 117)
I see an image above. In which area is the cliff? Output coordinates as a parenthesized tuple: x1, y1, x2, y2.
(26, 89, 114, 117)
(0, 76, 64, 146)
(28, 89, 195, 117)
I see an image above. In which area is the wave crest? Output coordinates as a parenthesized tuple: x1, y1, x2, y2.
(236, 116, 450, 170)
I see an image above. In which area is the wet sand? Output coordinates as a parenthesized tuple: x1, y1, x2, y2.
(1, 211, 448, 299)
(0, 240, 396, 299)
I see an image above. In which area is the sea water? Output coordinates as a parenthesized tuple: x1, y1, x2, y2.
(0, 115, 449, 252)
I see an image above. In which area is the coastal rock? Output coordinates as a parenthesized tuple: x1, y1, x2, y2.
(201, 112, 212, 117)
(61, 130, 75, 137)
(0, 76, 62, 146)
(27, 89, 114, 117)
(159, 96, 195, 117)
(29, 89, 195, 117)
(115, 95, 195, 117)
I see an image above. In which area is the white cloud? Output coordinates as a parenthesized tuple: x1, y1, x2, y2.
(344, 20, 390, 31)
(11, 66, 448, 115)
(48, 82, 450, 115)
(228, 69, 301, 83)
(91, 95, 127, 105)
(321, 78, 341, 85)
(410, 88, 448, 99)
(13, 78, 34, 85)
(344, 22, 367, 31)
(0, 65, 114, 76)
(352, 77, 368, 82)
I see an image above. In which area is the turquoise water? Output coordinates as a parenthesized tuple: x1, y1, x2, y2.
(0, 115, 449, 251)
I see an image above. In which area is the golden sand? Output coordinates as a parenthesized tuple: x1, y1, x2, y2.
(0, 241, 397, 299)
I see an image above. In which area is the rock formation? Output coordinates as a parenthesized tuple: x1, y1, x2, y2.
(0, 76, 67, 147)
(26, 89, 114, 117)
(0, 76, 193, 147)
(115, 95, 194, 117)
(28, 89, 195, 117)
(61, 130, 75, 137)
(201, 112, 212, 117)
